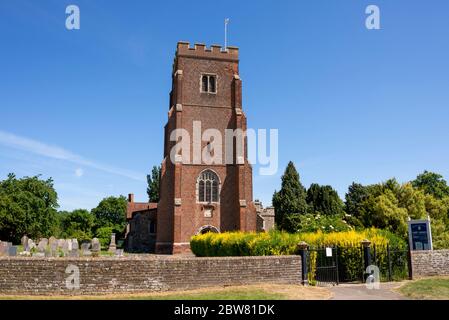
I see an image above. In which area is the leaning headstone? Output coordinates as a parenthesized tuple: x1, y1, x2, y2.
(108, 233, 117, 253)
(115, 249, 124, 257)
(81, 242, 92, 256)
(91, 238, 100, 257)
(21, 235, 29, 251)
(8, 246, 18, 256)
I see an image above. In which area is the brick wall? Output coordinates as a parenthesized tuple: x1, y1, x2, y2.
(0, 255, 301, 295)
(411, 250, 449, 278)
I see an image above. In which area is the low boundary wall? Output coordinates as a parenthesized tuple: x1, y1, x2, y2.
(0, 255, 301, 295)
(411, 250, 449, 278)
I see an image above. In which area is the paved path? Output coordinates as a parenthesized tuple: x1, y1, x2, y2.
(329, 282, 409, 300)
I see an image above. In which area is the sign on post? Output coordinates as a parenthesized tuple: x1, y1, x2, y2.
(408, 218, 433, 251)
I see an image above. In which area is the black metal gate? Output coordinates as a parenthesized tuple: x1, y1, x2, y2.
(303, 244, 411, 286)
(372, 244, 412, 282)
(307, 247, 339, 286)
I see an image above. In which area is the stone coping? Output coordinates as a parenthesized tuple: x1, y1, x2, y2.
(0, 254, 298, 261)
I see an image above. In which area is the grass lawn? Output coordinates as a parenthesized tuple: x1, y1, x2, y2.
(0, 284, 331, 300)
(397, 277, 449, 300)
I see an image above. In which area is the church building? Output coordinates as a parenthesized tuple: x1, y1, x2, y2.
(125, 42, 273, 254)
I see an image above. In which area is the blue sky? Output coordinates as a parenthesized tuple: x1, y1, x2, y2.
(1, 0, 448, 211)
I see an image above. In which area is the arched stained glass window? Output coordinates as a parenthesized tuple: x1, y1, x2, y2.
(197, 170, 220, 203)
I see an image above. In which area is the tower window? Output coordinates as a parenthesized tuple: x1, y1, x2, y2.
(197, 170, 220, 203)
(201, 74, 217, 94)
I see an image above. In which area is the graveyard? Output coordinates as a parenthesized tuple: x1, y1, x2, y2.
(0, 234, 123, 258)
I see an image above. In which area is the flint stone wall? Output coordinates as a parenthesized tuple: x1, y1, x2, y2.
(411, 250, 449, 278)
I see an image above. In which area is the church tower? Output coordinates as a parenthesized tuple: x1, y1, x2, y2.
(155, 42, 257, 254)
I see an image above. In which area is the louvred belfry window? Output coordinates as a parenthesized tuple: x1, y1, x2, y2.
(201, 74, 217, 94)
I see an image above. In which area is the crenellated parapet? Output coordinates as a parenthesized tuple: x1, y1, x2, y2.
(176, 41, 239, 61)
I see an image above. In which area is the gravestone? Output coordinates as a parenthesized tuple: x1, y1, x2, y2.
(21, 235, 29, 251)
(81, 242, 92, 256)
(108, 233, 117, 253)
(8, 246, 18, 256)
(67, 239, 72, 252)
(50, 241, 58, 257)
(69, 249, 79, 257)
(27, 239, 36, 251)
(0, 242, 11, 256)
(48, 236, 57, 247)
(57, 239, 65, 249)
(37, 238, 48, 252)
(91, 238, 100, 257)
(70, 239, 79, 257)
(115, 249, 124, 257)
(62, 240, 70, 256)
(72, 239, 79, 250)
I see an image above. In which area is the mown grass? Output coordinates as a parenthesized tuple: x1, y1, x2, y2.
(397, 277, 449, 300)
(0, 284, 331, 300)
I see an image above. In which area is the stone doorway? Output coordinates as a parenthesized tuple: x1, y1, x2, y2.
(197, 225, 220, 235)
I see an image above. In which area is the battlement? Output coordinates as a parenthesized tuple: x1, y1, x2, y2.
(176, 41, 239, 61)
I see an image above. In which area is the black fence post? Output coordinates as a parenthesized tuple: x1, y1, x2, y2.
(387, 244, 392, 282)
(335, 246, 339, 285)
(297, 241, 309, 286)
(361, 239, 372, 282)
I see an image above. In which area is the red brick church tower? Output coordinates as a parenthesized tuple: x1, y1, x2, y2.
(155, 42, 257, 254)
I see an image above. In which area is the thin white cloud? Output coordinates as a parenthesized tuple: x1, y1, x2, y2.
(0, 130, 145, 182)
(75, 168, 84, 177)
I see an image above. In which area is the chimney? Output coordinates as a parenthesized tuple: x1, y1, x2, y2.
(128, 193, 134, 203)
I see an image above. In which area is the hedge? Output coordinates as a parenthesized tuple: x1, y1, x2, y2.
(190, 229, 407, 282)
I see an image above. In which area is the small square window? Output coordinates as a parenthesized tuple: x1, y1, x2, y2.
(201, 74, 217, 94)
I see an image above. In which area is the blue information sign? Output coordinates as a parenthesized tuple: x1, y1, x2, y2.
(408, 219, 432, 251)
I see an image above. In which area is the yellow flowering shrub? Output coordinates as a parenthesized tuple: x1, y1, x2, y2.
(190, 228, 406, 282)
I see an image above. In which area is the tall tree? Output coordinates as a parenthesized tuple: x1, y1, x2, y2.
(345, 183, 370, 224)
(59, 209, 95, 242)
(272, 161, 308, 232)
(307, 183, 345, 216)
(147, 165, 161, 202)
(412, 171, 449, 199)
(0, 173, 58, 243)
(91, 196, 127, 233)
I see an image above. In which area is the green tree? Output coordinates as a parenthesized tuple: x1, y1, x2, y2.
(91, 196, 127, 233)
(59, 209, 95, 241)
(147, 165, 161, 202)
(272, 161, 308, 232)
(412, 171, 449, 199)
(0, 173, 58, 243)
(306, 183, 345, 216)
(361, 189, 409, 238)
(95, 226, 114, 248)
(344, 183, 370, 227)
(397, 183, 426, 220)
